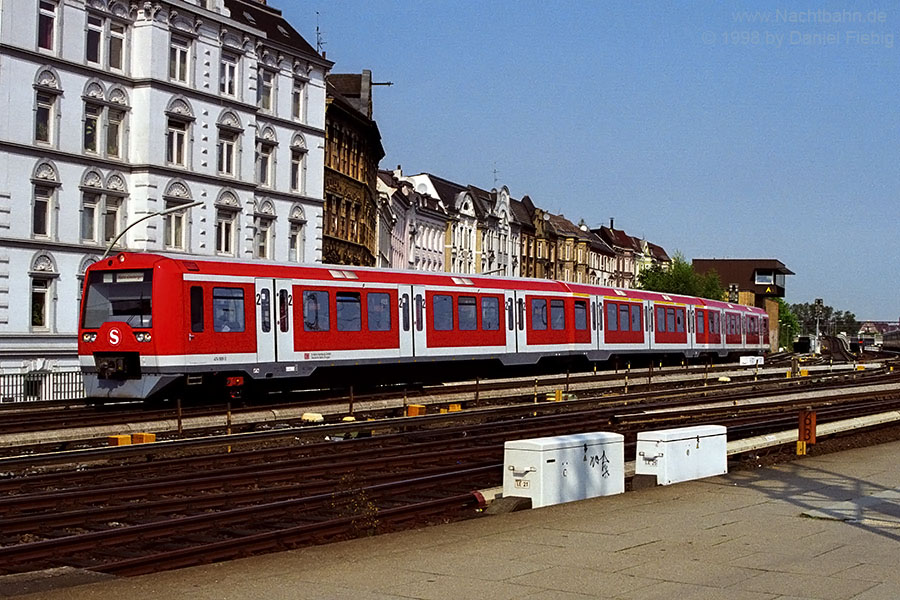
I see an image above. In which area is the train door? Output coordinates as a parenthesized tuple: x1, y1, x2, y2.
(274, 279, 295, 360)
(399, 286, 414, 358)
(687, 306, 695, 356)
(504, 290, 517, 353)
(255, 279, 276, 363)
(646, 301, 656, 350)
(593, 296, 603, 350)
(513, 290, 527, 352)
(411, 285, 427, 355)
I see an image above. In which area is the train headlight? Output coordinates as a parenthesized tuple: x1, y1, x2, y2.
(134, 332, 152, 342)
(81, 332, 97, 343)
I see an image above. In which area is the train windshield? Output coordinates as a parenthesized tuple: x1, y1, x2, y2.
(81, 269, 153, 329)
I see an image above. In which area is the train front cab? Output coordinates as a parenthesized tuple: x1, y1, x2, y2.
(79, 254, 181, 399)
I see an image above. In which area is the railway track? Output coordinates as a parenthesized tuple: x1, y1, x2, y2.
(1, 367, 900, 576)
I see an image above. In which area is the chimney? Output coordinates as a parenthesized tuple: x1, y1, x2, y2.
(609, 218, 614, 229)
(393, 164, 402, 179)
(361, 69, 373, 119)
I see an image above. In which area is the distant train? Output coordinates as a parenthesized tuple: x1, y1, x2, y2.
(78, 253, 769, 401)
(882, 329, 900, 353)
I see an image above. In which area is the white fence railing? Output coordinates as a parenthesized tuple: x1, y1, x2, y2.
(0, 371, 85, 402)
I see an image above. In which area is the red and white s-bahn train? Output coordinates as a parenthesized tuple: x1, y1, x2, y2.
(78, 253, 769, 400)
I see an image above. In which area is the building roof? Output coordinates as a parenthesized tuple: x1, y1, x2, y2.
(692, 258, 795, 275)
(223, 0, 325, 63)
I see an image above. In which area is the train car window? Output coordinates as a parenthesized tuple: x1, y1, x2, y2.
(336, 292, 362, 332)
(482, 297, 500, 331)
(606, 302, 617, 331)
(506, 298, 514, 330)
(656, 307, 666, 332)
(190, 286, 204, 332)
(697, 310, 705, 334)
(550, 300, 565, 330)
(630, 304, 641, 332)
(278, 290, 290, 332)
(415, 294, 424, 331)
(676, 309, 684, 333)
(259, 288, 271, 333)
(433, 294, 453, 331)
(619, 304, 630, 332)
(665, 308, 675, 332)
(574, 300, 587, 331)
(517, 298, 525, 331)
(367, 293, 391, 332)
(458, 296, 477, 331)
(591, 301, 596, 330)
(598, 302, 603, 330)
(531, 298, 548, 330)
(213, 287, 245, 332)
(303, 290, 330, 332)
(401, 294, 410, 331)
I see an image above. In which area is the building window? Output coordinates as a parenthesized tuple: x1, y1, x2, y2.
(289, 221, 304, 262)
(31, 278, 51, 329)
(33, 185, 52, 237)
(255, 216, 272, 259)
(217, 130, 238, 176)
(256, 142, 274, 186)
(167, 119, 188, 166)
(219, 52, 238, 97)
(216, 209, 237, 256)
(35, 91, 55, 144)
(292, 79, 305, 120)
(257, 68, 274, 111)
(84, 104, 102, 153)
(107, 109, 124, 158)
(291, 148, 306, 193)
(84, 104, 126, 158)
(38, 1, 57, 51)
(164, 200, 190, 250)
(81, 193, 123, 244)
(169, 36, 190, 83)
(86, 14, 126, 71)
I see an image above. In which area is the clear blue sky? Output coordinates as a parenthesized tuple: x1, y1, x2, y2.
(281, 1, 899, 322)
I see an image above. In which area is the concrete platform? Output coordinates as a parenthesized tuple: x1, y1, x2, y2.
(4, 439, 900, 599)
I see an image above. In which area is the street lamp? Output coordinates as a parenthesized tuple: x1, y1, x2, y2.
(102, 200, 204, 259)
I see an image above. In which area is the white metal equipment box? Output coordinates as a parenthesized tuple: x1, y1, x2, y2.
(636, 425, 727, 486)
(503, 432, 624, 508)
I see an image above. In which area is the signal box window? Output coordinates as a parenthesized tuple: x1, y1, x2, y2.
(550, 300, 565, 330)
(482, 297, 500, 331)
(458, 296, 477, 331)
(367, 293, 391, 332)
(606, 303, 617, 331)
(303, 291, 329, 332)
(531, 298, 547, 330)
(190, 286, 204, 332)
(433, 295, 453, 331)
(574, 300, 587, 331)
(213, 287, 244, 332)
(336, 292, 361, 332)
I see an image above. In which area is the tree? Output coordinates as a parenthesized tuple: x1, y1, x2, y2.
(637, 253, 725, 301)
(776, 298, 799, 350)
(789, 302, 859, 336)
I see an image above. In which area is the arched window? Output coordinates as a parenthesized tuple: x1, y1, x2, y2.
(288, 204, 306, 262)
(162, 180, 197, 251)
(31, 160, 60, 240)
(165, 97, 195, 168)
(34, 67, 62, 146)
(216, 110, 243, 177)
(253, 199, 276, 259)
(255, 126, 278, 187)
(290, 134, 308, 194)
(215, 190, 242, 256)
(30, 251, 58, 331)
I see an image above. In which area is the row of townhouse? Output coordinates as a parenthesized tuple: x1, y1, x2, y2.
(373, 168, 671, 288)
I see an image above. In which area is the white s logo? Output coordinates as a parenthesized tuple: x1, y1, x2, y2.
(108, 328, 121, 345)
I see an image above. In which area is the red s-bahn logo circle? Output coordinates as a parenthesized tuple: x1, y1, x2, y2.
(108, 327, 121, 346)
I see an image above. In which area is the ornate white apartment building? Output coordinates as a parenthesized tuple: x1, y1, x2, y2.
(0, 0, 330, 373)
